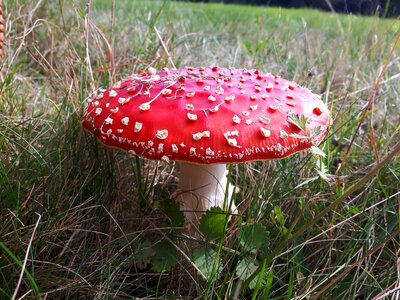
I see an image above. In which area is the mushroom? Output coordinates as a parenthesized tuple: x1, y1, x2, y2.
(82, 67, 330, 226)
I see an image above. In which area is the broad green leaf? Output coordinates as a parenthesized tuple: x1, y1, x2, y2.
(151, 240, 179, 272)
(131, 240, 155, 269)
(236, 258, 259, 289)
(192, 246, 220, 280)
(239, 223, 269, 252)
(199, 207, 227, 241)
(163, 198, 185, 227)
(287, 113, 309, 133)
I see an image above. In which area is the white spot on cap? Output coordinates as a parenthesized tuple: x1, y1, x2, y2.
(180, 142, 186, 148)
(187, 113, 198, 120)
(260, 127, 271, 138)
(250, 105, 258, 111)
(134, 122, 142, 133)
(158, 143, 164, 153)
(250, 95, 258, 101)
(147, 67, 157, 75)
(224, 130, 239, 137)
(118, 97, 130, 105)
(233, 115, 241, 124)
(186, 92, 196, 98)
(242, 111, 250, 117)
(105, 117, 113, 125)
(265, 84, 273, 91)
(109, 90, 117, 97)
(190, 147, 197, 156)
(156, 129, 168, 140)
(95, 108, 102, 115)
(185, 104, 194, 111)
(117, 129, 123, 133)
(210, 106, 219, 112)
(92, 101, 99, 106)
(204, 86, 211, 91)
(162, 89, 172, 96)
(171, 144, 178, 153)
(216, 87, 224, 95)
(208, 95, 216, 102)
(227, 138, 241, 148)
(106, 103, 110, 108)
(280, 130, 288, 139)
(139, 103, 151, 111)
(121, 117, 129, 125)
(245, 119, 253, 125)
(110, 107, 119, 113)
(192, 131, 210, 141)
(205, 147, 215, 156)
(255, 86, 262, 92)
(224, 95, 235, 102)
(96, 93, 104, 99)
(261, 94, 269, 100)
(259, 116, 271, 125)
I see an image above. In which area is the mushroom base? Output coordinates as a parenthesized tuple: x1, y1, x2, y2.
(177, 163, 237, 225)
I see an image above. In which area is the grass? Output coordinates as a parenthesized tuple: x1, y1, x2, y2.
(1, 0, 399, 298)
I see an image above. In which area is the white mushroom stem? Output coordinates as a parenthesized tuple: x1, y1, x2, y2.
(177, 163, 237, 225)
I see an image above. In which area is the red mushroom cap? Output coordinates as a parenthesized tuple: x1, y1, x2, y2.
(82, 67, 330, 164)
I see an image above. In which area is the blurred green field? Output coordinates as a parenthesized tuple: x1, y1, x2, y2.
(0, 0, 399, 299)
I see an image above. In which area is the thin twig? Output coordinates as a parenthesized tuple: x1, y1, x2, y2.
(154, 26, 176, 69)
(84, 0, 95, 91)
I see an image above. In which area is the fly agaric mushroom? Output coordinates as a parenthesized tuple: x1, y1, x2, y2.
(82, 67, 330, 225)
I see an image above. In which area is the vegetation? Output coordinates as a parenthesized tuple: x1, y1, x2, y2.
(1, 0, 399, 299)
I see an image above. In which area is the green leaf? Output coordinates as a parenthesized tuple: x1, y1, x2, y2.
(315, 158, 333, 182)
(192, 246, 220, 280)
(273, 206, 285, 227)
(132, 240, 155, 269)
(151, 240, 179, 272)
(242, 40, 254, 55)
(311, 145, 326, 158)
(236, 258, 260, 289)
(199, 207, 227, 241)
(347, 205, 360, 215)
(287, 113, 309, 133)
(163, 198, 185, 227)
(239, 223, 269, 252)
(310, 127, 322, 139)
